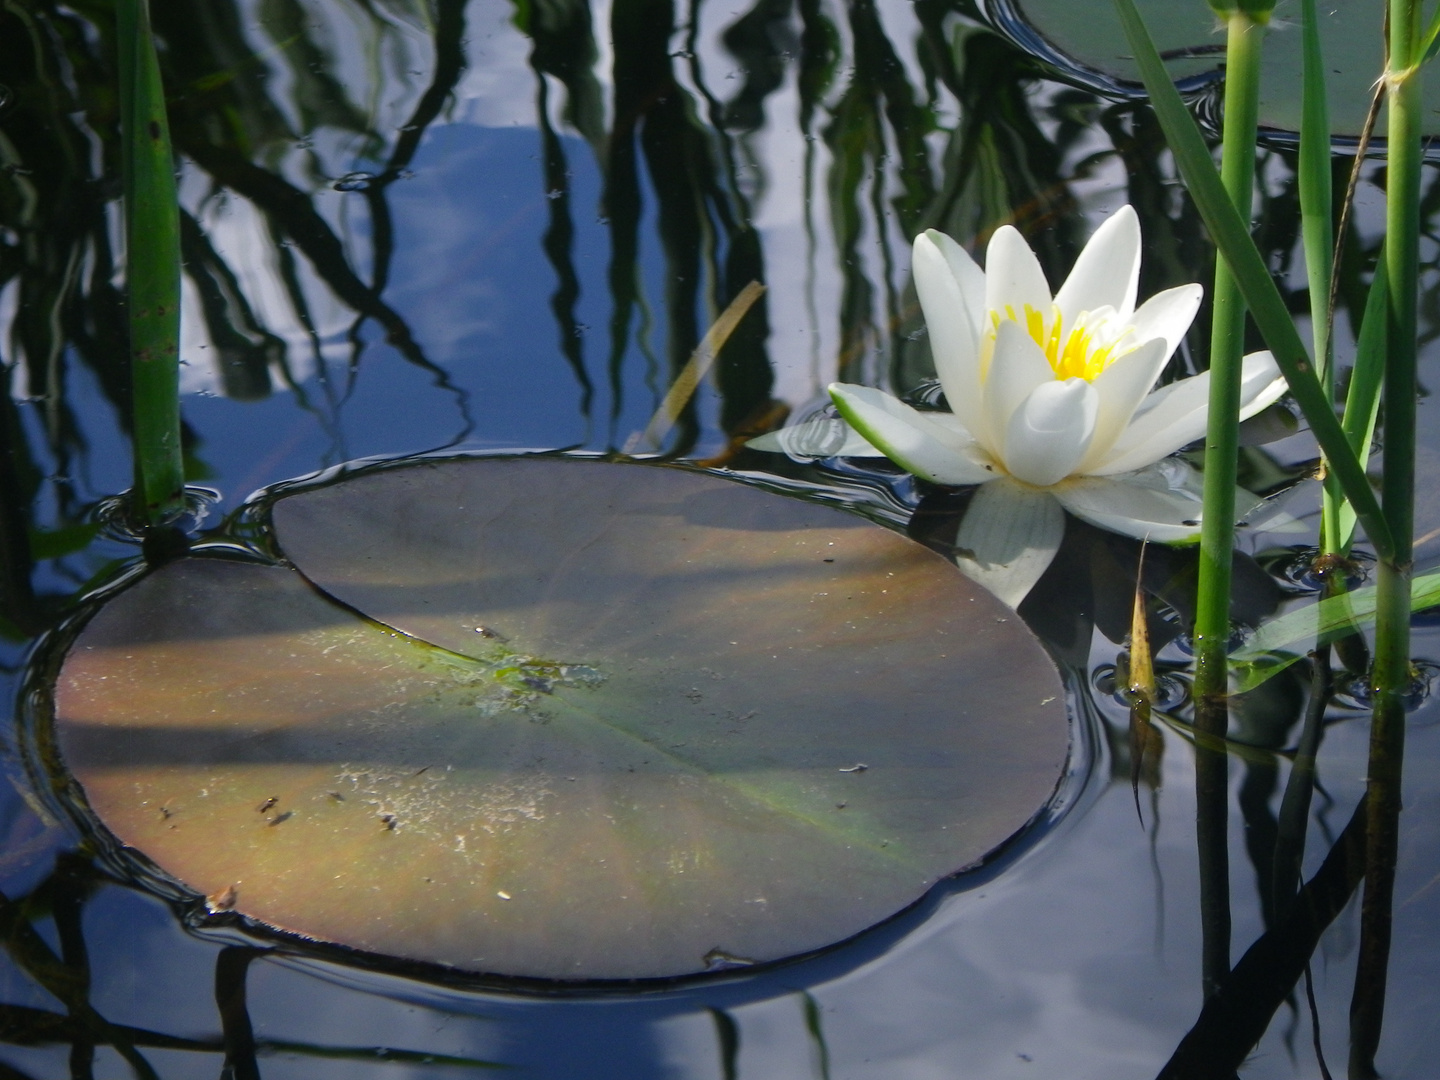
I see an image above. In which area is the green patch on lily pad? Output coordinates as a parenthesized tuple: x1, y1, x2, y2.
(52, 457, 1067, 981)
(1009, 0, 1438, 137)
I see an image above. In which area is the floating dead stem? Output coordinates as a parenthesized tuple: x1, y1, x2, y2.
(48, 456, 1068, 981)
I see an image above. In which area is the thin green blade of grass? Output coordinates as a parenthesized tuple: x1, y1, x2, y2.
(117, 0, 184, 525)
(1112, 0, 1394, 565)
(1299, 0, 1333, 379)
(1337, 257, 1389, 552)
(1229, 569, 1440, 692)
(1419, 2, 1440, 63)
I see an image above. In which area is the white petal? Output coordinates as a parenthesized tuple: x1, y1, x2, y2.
(985, 225, 1053, 320)
(828, 383, 997, 485)
(1054, 205, 1141, 324)
(924, 229, 987, 340)
(913, 233, 984, 436)
(954, 477, 1065, 608)
(1126, 284, 1203, 359)
(922, 411, 983, 444)
(1092, 352, 1286, 475)
(1090, 372, 1210, 475)
(745, 417, 884, 459)
(1001, 378, 1098, 487)
(1236, 351, 1288, 421)
(1076, 337, 1169, 472)
(982, 319, 1055, 452)
(1053, 471, 1204, 543)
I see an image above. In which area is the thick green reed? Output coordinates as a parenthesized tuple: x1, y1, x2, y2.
(117, 0, 184, 524)
(1192, 8, 1266, 704)
(1350, 1, 1422, 1072)
(1189, 5, 1269, 998)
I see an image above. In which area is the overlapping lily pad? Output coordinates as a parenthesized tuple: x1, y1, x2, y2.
(1008, 0, 1440, 137)
(52, 457, 1067, 980)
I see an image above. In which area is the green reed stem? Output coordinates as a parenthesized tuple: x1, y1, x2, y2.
(1298, 0, 1344, 553)
(117, 0, 184, 525)
(1189, 11, 1267, 999)
(1193, 12, 1264, 703)
(1350, 2, 1421, 1072)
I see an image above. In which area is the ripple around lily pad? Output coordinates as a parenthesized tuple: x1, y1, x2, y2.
(50, 457, 1069, 981)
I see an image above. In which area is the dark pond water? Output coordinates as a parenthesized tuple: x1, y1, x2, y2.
(3, 0, 1440, 1076)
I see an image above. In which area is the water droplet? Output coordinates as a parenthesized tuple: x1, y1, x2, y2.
(333, 171, 376, 192)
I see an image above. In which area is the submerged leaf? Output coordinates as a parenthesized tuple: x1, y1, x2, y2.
(53, 457, 1068, 980)
(1230, 570, 1440, 692)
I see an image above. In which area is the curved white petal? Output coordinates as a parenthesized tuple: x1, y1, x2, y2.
(1054, 205, 1141, 324)
(982, 320, 1055, 453)
(1236, 350, 1287, 421)
(913, 234, 984, 436)
(921, 411, 983, 445)
(924, 229, 987, 340)
(1052, 471, 1204, 543)
(985, 225, 1052, 319)
(1091, 351, 1286, 475)
(1090, 372, 1210, 475)
(954, 477, 1065, 608)
(1076, 337, 1169, 472)
(829, 383, 997, 485)
(1126, 283, 1203, 359)
(745, 417, 884, 459)
(1002, 379, 1098, 487)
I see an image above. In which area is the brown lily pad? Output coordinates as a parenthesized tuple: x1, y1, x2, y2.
(53, 457, 1067, 980)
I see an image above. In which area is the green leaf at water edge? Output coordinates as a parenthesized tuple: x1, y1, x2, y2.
(1229, 571, 1440, 692)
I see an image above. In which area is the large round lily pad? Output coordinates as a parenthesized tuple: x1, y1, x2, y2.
(1007, 0, 1440, 137)
(53, 457, 1067, 980)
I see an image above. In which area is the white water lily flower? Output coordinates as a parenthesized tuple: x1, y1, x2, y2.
(752, 206, 1288, 607)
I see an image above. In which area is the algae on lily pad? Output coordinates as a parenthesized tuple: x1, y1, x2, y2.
(1007, 0, 1439, 137)
(52, 457, 1067, 980)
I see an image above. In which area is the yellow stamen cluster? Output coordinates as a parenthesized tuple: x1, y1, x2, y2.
(994, 304, 1124, 382)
